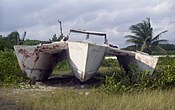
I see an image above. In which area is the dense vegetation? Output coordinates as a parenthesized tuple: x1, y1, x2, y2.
(0, 31, 63, 51)
(100, 57, 175, 94)
(0, 50, 27, 86)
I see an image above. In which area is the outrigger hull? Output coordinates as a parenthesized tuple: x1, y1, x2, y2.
(67, 42, 106, 82)
(106, 47, 158, 74)
(14, 42, 67, 81)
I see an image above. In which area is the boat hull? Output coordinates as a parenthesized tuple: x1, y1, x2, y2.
(106, 47, 158, 74)
(14, 42, 67, 81)
(67, 42, 106, 82)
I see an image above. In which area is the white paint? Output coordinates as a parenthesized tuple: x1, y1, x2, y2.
(67, 41, 106, 82)
(106, 46, 159, 74)
(14, 42, 68, 81)
(135, 53, 158, 73)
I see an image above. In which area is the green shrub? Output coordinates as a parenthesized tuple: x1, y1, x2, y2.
(0, 50, 27, 86)
(101, 58, 121, 72)
(153, 56, 175, 88)
(99, 56, 175, 94)
(55, 59, 70, 71)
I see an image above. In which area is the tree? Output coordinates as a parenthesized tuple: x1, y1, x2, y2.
(125, 18, 168, 54)
(6, 31, 20, 47)
(49, 34, 64, 42)
(0, 31, 27, 50)
(51, 34, 58, 41)
(0, 37, 10, 50)
(23, 39, 42, 45)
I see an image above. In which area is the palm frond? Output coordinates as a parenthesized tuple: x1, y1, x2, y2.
(139, 18, 152, 39)
(129, 25, 145, 38)
(146, 18, 151, 28)
(130, 19, 153, 40)
(126, 39, 143, 44)
(152, 30, 168, 42)
(125, 35, 140, 39)
(125, 35, 143, 44)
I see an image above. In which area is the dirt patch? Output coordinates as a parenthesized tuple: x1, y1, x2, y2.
(43, 73, 103, 89)
(10, 73, 103, 95)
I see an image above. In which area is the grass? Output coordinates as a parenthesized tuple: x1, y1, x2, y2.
(52, 59, 119, 76)
(1, 58, 175, 110)
(0, 87, 175, 110)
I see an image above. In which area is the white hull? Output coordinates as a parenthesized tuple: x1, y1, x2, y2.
(14, 42, 67, 81)
(106, 47, 158, 74)
(68, 42, 106, 82)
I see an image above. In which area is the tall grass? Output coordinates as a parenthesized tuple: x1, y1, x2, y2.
(0, 88, 175, 110)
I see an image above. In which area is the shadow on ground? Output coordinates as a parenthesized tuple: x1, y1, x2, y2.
(42, 73, 105, 89)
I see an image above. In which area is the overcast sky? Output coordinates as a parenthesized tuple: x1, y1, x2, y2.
(0, 0, 175, 47)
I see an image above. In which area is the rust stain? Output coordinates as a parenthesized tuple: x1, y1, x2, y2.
(18, 47, 44, 68)
(33, 48, 43, 62)
(18, 49, 30, 58)
(17, 43, 66, 69)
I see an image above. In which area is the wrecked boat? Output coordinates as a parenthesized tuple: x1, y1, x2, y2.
(14, 28, 158, 82)
(14, 41, 67, 81)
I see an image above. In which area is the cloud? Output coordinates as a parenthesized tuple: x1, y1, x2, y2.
(0, 0, 175, 47)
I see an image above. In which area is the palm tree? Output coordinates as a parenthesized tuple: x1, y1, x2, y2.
(125, 18, 168, 54)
